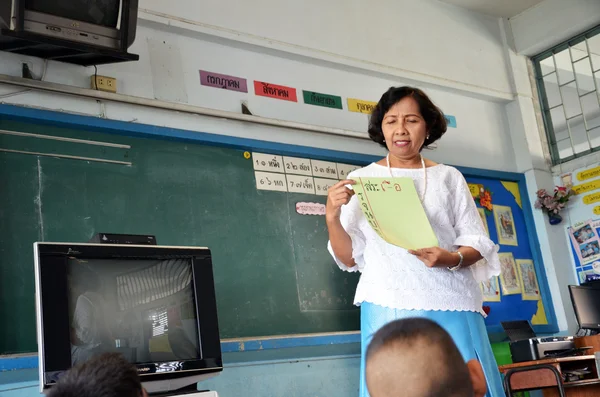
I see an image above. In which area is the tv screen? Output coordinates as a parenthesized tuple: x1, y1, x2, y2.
(68, 257, 200, 366)
(35, 243, 222, 393)
(569, 285, 600, 330)
(25, 0, 120, 27)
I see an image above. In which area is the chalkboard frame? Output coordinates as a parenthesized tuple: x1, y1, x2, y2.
(0, 104, 558, 367)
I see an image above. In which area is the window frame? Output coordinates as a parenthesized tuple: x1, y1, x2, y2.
(532, 24, 600, 165)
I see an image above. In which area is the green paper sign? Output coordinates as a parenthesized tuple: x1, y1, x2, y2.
(302, 91, 343, 109)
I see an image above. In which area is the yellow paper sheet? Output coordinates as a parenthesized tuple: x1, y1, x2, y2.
(352, 177, 438, 250)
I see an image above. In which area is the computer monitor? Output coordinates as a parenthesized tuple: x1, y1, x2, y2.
(34, 242, 222, 394)
(569, 285, 600, 331)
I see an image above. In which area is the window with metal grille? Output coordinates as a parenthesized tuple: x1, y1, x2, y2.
(533, 25, 600, 165)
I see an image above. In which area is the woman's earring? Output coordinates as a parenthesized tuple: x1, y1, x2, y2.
(426, 135, 430, 139)
(383, 139, 386, 142)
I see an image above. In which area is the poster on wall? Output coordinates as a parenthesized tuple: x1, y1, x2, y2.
(576, 262, 600, 284)
(493, 205, 518, 246)
(559, 162, 600, 285)
(498, 252, 521, 295)
(517, 259, 541, 300)
(568, 220, 600, 266)
(567, 219, 600, 283)
(480, 276, 501, 302)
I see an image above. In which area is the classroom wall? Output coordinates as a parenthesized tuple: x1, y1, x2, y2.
(0, 355, 361, 397)
(138, 0, 514, 99)
(509, 0, 600, 56)
(0, 0, 590, 393)
(0, 20, 517, 171)
(0, 0, 574, 331)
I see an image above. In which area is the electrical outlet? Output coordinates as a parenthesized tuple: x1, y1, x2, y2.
(91, 75, 117, 93)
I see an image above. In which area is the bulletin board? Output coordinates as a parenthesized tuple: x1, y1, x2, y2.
(465, 176, 553, 331)
(560, 164, 600, 284)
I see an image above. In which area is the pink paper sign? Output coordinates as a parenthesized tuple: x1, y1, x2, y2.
(296, 202, 326, 216)
(199, 70, 248, 92)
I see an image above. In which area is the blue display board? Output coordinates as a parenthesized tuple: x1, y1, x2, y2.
(465, 176, 550, 331)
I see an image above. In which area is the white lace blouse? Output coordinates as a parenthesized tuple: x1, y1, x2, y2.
(327, 163, 501, 315)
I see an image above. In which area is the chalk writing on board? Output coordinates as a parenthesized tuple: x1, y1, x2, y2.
(311, 160, 339, 179)
(255, 171, 287, 192)
(252, 153, 284, 173)
(283, 156, 313, 176)
(314, 178, 337, 196)
(286, 174, 316, 194)
(337, 163, 361, 179)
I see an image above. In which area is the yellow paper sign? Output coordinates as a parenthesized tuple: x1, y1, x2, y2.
(577, 166, 600, 181)
(468, 183, 482, 198)
(594, 206, 600, 215)
(583, 192, 600, 205)
(572, 179, 600, 195)
(347, 98, 377, 114)
(352, 177, 438, 250)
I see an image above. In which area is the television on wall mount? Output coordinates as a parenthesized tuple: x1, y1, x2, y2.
(0, 0, 139, 65)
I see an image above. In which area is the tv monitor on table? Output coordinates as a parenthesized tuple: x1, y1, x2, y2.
(34, 242, 222, 394)
(569, 284, 600, 332)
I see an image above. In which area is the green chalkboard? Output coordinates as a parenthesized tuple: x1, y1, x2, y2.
(0, 119, 361, 354)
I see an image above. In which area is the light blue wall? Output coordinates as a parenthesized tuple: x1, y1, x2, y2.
(0, 354, 360, 397)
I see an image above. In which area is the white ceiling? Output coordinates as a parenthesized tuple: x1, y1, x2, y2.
(438, 0, 547, 18)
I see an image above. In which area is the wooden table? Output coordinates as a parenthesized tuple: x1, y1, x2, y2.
(499, 355, 600, 397)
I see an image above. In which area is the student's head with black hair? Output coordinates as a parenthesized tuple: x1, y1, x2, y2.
(366, 318, 486, 397)
(46, 353, 147, 397)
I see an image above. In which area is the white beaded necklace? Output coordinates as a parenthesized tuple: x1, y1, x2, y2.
(386, 153, 427, 202)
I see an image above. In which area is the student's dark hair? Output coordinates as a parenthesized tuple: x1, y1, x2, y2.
(366, 318, 472, 397)
(368, 86, 447, 150)
(46, 353, 143, 397)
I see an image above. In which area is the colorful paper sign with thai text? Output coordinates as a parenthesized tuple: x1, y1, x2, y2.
(254, 81, 297, 102)
(577, 166, 600, 181)
(347, 98, 377, 114)
(303, 91, 343, 109)
(573, 179, 600, 195)
(199, 70, 248, 92)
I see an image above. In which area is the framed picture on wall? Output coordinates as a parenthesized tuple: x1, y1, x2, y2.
(480, 276, 501, 302)
(493, 205, 518, 246)
(477, 208, 490, 237)
(517, 259, 541, 300)
(498, 252, 520, 295)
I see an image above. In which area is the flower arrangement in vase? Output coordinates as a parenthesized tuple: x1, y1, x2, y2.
(534, 185, 574, 225)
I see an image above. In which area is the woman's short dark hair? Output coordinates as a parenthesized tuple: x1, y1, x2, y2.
(368, 86, 447, 150)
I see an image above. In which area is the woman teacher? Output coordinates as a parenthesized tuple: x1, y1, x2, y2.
(326, 86, 503, 397)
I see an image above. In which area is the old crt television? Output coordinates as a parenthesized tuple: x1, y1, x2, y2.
(0, 0, 138, 50)
(569, 284, 600, 331)
(34, 243, 222, 394)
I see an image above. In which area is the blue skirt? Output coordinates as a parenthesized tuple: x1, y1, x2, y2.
(360, 302, 504, 397)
